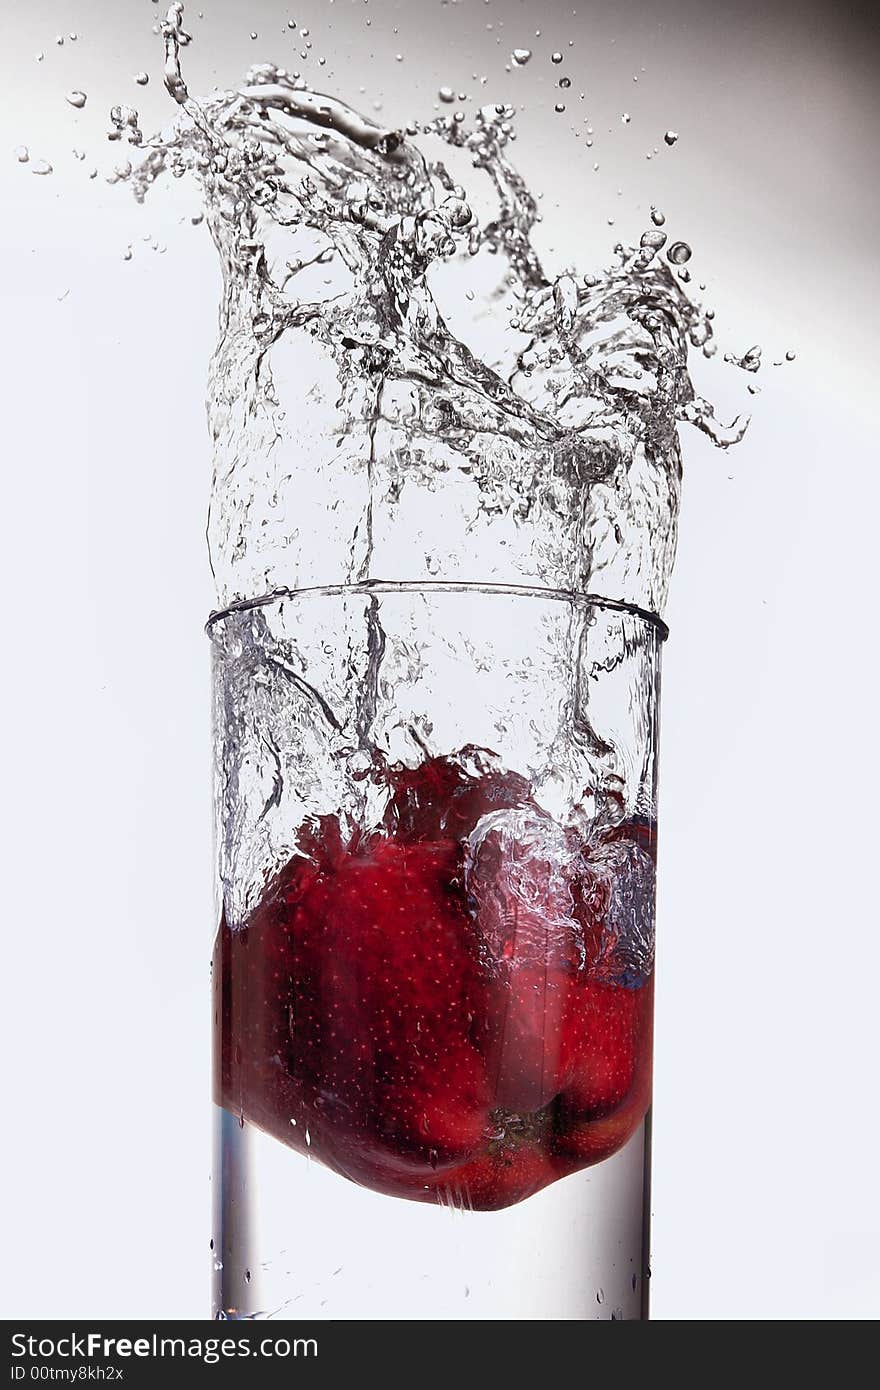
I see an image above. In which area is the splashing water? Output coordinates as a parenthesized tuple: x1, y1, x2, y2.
(121, 3, 747, 618)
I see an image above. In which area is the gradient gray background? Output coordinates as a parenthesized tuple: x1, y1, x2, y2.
(1, 0, 878, 1319)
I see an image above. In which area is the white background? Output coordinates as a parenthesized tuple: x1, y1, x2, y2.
(1, 0, 878, 1319)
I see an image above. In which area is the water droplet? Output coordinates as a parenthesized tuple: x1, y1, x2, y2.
(14, 145, 29, 163)
(55, 35, 64, 46)
(785, 349, 796, 361)
(36, 52, 44, 62)
(134, 72, 149, 86)
(725, 343, 762, 372)
(558, 76, 571, 89)
(554, 103, 566, 113)
(122, 246, 133, 261)
(621, 112, 631, 124)
(640, 229, 667, 250)
(69, 32, 77, 41)
(66, 91, 87, 109)
(31, 160, 53, 176)
(551, 51, 563, 64)
(438, 86, 455, 103)
(511, 49, 532, 66)
(250, 32, 258, 41)
(664, 129, 679, 145)
(666, 240, 692, 265)
(597, 1287, 605, 1304)
(244, 1268, 251, 1283)
(650, 206, 666, 226)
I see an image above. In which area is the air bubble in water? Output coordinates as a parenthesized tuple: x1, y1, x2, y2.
(553, 273, 579, 333)
(66, 91, 88, 109)
(511, 49, 532, 66)
(558, 77, 571, 88)
(15, 145, 29, 163)
(134, 72, 150, 85)
(785, 349, 796, 361)
(31, 160, 53, 175)
(55, 34, 64, 46)
(621, 112, 631, 124)
(664, 129, 678, 145)
(551, 51, 563, 64)
(438, 86, 455, 104)
(640, 229, 667, 250)
(554, 103, 566, 113)
(244, 1269, 252, 1283)
(667, 240, 692, 265)
(650, 206, 665, 226)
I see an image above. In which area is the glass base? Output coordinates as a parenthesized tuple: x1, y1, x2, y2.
(212, 1106, 651, 1321)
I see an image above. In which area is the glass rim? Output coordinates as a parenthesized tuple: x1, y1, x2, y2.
(205, 581, 669, 641)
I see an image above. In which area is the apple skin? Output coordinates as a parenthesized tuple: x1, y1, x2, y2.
(213, 757, 654, 1210)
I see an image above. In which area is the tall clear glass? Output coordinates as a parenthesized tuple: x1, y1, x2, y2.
(210, 582, 663, 1320)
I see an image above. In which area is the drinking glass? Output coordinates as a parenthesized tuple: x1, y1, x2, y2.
(210, 581, 664, 1319)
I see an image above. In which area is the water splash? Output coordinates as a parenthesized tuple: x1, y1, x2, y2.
(119, 4, 749, 617)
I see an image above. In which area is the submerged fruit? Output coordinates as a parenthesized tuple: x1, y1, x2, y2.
(214, 754, 654, 1210)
